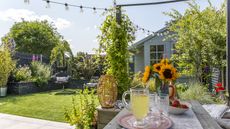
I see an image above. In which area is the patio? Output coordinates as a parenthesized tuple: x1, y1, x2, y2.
(0, 0, 230, 129)
(0, 113, 74, 129)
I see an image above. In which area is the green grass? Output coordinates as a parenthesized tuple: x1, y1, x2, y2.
(0, 89, 99, 122)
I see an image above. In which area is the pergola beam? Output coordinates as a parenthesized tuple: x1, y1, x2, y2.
(117, 0, 189, 7)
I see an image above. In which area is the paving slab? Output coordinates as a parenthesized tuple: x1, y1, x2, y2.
(0, 113, 75, 129)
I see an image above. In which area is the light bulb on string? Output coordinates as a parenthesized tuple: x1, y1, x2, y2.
(65, 3, 69, 10)
(46, 0, 50, 8)
(147, 30, 150, 35)
(24, 0, 29, 4)
(93, 7, 97, 14)
(142, 28, 145, 33)
(80, 5, 83, 13)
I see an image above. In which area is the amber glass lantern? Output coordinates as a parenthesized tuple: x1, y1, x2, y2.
(97, 75, 117, 108)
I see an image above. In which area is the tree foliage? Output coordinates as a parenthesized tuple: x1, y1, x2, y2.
(50, 40, 73, 65)
(97, 8, 136, 96)
(166, 1, 226, 81)
(2, 20, 62, 57)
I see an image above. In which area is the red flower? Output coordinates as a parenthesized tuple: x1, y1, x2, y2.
(215, 83, 224, 93)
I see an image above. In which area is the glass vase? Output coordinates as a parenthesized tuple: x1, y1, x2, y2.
(159, 81, 169, 95)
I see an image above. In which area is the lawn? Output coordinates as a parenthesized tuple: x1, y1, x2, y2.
(0, 89, 99, 122)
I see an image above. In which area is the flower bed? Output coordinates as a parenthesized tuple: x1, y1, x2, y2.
(7, 79, 89, 95)
(7, 81, 63, 95)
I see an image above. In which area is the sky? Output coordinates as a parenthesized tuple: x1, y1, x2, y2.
(0, 0, 224, 55)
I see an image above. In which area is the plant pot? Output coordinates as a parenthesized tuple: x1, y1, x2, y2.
(0, 87, 7, 97)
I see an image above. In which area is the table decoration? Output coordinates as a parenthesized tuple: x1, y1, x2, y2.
(117, 113, 173, 129)
(97, 75, 117, 108)
(142, 58, 178, 95)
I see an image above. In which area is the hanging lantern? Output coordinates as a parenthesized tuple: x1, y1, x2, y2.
(97, 75, 117, 108)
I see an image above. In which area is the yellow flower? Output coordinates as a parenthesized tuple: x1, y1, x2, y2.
(159, 64, 177, 81)
(142, 66, 151, 83)
(160, 58, 170, 65)
(153, 63, 162, 73)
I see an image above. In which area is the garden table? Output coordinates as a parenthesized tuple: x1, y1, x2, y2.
(103, 101, 222, 129)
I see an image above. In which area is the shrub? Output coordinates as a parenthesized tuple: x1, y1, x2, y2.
(130, 72, 144, 87)
(0, 48, 15, 87)
(175, 82, 189, 95)
(179, 82, 214, 104)
(30, 61, 51, 86)
(13, 66, 31, 82)
(65, 89, 98, 129)
(72, 52, 98, 80)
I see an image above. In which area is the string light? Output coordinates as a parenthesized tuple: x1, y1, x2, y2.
(65, 3, 69, 10)
(43, 0, 107, 12)
(24, 0, 29, 4)
(41, 0, 169, 36)
(93, 7, 97, 14)
(46, 0, 50, 8)
(80, 5, 83, 13)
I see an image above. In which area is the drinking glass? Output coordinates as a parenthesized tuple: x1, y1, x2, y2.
(157, 93, 169, 123)
(149, 93, 158, 114)
(122, 87, 149, 128)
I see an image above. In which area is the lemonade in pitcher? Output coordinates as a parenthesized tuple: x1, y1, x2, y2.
(131, 94, 149, 120)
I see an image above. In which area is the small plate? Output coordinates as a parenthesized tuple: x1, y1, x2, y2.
(117, 114, 173, 129)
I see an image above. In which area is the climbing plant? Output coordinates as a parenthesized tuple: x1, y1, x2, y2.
(97, 8, 136, 96)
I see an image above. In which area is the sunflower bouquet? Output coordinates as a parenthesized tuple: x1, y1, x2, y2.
(142, 58, 179, 94)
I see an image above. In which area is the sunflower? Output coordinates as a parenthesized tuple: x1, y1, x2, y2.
(142, 66, 151, 83)
(153, 63, 162, 73)
(159, 64, 177, 81)
(160, 58, 170, 65)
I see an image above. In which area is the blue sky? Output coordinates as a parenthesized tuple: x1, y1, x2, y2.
(0, 0, 224, 55)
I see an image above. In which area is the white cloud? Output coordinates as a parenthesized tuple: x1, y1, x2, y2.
(93, 39, 97, 43)
(84, 27, 91, 31)
(0, 8, 71, 30)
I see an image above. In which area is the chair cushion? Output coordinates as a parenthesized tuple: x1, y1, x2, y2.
(203, 104, 229, 119)
(216, 119, 230, 129)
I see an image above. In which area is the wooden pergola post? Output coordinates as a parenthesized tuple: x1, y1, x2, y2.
(227, 0, 230, 106)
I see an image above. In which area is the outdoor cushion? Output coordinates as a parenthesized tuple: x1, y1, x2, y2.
(216, 119, 230, 129)
(222, 109, 230, 119)
(203, 104, 229, 119)
(56, 77, 69, 82)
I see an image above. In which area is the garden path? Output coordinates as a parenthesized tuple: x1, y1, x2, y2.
(0, 113, 75, 129)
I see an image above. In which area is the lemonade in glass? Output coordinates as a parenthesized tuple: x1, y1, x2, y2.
(122, 87, 149, 128)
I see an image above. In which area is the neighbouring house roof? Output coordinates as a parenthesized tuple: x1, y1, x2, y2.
(129, 27, 168, 51)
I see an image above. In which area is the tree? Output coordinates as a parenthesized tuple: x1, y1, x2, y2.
(166, 1, 226, 82)
(2, 20, 62, 57)
(97, 8, 136, 96)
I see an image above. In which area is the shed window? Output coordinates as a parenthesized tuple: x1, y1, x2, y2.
(150, 45, 164, 65)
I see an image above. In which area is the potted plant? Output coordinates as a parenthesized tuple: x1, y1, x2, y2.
(0, 48, 15, 96)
